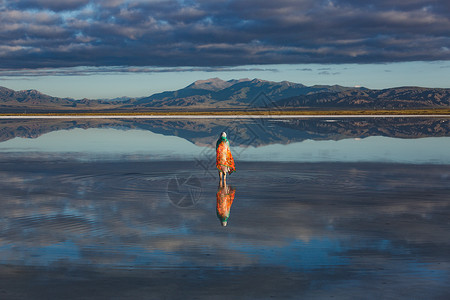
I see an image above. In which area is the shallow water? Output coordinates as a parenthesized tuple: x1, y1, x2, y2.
(0, 117, 449, 299)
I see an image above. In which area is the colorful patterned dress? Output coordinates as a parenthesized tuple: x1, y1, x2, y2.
(216, 185, 236, 226)
(216, 136, 236, 174)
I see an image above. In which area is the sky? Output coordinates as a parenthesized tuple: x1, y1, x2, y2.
(1, 0, 449, 99)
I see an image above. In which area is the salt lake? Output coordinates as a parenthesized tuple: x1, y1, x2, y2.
(0, 117, 449, 299)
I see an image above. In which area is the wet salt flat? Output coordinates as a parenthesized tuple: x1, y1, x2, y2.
(1, 127, 450, 164)
(0, 117, 449, 299)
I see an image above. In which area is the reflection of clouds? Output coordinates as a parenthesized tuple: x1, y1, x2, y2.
(0, 160, 449, 281)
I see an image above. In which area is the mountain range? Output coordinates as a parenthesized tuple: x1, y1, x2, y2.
(1, 78, 449, 112)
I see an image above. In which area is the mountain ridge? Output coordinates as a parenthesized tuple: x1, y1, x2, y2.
(1, 79, 449, 112)
(134, 78, 363, 109)
(277, 86, 450, 109)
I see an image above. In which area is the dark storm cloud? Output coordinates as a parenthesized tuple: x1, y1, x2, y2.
(9, 0, 91, 11)
(0, 0, 449, 70)
(0, 66, 278, 77)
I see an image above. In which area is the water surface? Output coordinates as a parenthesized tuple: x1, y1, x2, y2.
(0, 117, 449, 299)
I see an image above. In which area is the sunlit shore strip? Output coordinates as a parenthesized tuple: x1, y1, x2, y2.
(1, 115, 450, 119)
(0, 109, 449, 119)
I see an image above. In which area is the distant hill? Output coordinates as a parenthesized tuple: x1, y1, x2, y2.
(1, 79, 449, 112)
(0, 86, 121, 112)
(132, 78, 358, 109)
(276, 87, 450, 109)
(0, 86, 75, 110)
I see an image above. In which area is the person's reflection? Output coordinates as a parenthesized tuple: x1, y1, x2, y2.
(216, 181, 236, 227)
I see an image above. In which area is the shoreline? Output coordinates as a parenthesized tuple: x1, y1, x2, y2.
(1, 109, 449, 119)
(0, 114, 450, 119)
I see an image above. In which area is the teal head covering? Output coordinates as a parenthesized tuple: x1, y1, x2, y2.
(217, 212, 229, 226)
(216, 132, 229, 149)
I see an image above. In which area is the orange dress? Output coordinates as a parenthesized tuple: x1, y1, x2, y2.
(216, 139, 236, 174)
(216, 185, 236, 224)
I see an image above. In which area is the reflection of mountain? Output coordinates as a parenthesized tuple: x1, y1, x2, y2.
(0, 118, 126, 142)
(275, 118, 450, 140)
(0, 118, 449, 146)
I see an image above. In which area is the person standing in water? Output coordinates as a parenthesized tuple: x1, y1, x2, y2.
(216, 132, 236, 184)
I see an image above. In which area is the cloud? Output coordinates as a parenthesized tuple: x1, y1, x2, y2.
(0, 66, 279, 77)
(318, 71, 341, 75)
(9, 0, 91, 12)
(0, 0, 449, 70)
